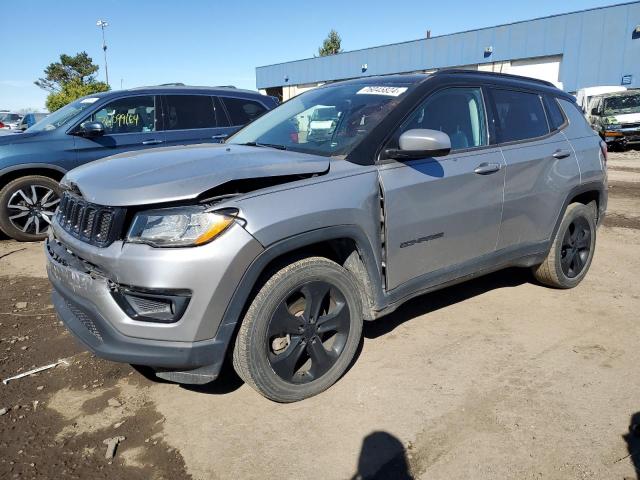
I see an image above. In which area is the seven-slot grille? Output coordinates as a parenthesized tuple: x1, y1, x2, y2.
(56, 191, 125, 247)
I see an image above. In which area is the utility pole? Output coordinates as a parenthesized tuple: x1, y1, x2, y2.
(96, 20, 109, 86)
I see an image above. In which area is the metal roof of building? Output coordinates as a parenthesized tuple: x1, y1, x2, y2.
(256, 1, 640, 92)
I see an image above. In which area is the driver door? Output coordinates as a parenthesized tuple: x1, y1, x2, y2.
(378, 86, 505, 290)
(72, 95, 164, 170)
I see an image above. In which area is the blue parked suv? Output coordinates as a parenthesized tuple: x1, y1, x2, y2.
(0, 85, 277, 241)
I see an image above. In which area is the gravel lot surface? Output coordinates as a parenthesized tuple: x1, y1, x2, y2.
(0, 150, 639, 479)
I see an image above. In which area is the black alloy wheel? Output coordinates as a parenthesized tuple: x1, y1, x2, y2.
(267, 281, 351, 384)
(560, 216, 591, 278)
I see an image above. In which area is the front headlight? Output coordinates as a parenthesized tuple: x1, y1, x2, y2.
(606, 124, 622, 130)
(127, 206, 238, 247)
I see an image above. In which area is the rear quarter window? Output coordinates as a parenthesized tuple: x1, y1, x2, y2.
(221, 97, 267, 125)
(543, 96, 567, 131)
(491, 89, 550, 143)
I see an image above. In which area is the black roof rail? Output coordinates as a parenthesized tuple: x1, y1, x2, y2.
(213, 85, 236, 89)
(432, 69, 557, 88)
(157, 82, 186, 86)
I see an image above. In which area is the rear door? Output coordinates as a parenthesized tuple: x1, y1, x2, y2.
(488, 88, 580, 250)
(160, 94, 235, 147)
(72, 95, 163, 169)
(379, 86, 506, 290)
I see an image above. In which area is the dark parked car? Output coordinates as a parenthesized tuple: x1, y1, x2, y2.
(16, 113, 48, 131)
(0, 86, 277, 241)
(586, 89, 640, 151)
(47, 71, 607, 402)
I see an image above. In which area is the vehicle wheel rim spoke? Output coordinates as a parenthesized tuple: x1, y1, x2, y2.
(300, 282, 331, 323)
(575, 229, 590, 249)
(16, 189, 33, 205)
(269, 336, 306, 379)
(317, 301, 349, 334)
(307, 337, 336, 379)
(42, 199, 60, 208)
(7, 203, 29, 211)
(41, 189, 53, 205)
(21, 216, 34, 233)
(560, 217, 591, 278)
(269, 302, 305, 336)
(9, 211, 29, 220)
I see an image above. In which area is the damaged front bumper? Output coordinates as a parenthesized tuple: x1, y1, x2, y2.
(45, 219, 263, 384)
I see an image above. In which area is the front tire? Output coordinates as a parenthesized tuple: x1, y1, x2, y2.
(532, 202, 597, 289)
(0, 175, 61, 242)
(232, 257, 363, 402)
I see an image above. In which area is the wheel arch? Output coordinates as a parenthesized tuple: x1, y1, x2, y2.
(549, 182, 605, 244)
(219, 226, 384, 336)
(0, 164, 67, 188)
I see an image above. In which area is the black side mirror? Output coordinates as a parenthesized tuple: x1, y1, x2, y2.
(385, 129, 452, 160)
(590, 107, 600, 116)
(77, 121, 105, 137)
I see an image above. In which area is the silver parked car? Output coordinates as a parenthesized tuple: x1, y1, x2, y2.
(46, 71, 607, 402)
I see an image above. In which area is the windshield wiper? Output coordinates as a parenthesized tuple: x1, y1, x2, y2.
(239, 141, 287, 150)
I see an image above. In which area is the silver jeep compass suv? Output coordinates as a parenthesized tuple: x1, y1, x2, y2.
(46, 71, 607, 402)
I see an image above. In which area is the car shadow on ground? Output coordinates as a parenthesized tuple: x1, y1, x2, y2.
(132, 363, 244, 395)
(351, 431, 413, 479)
(623, 412, 640, 479)
(363, 267, 532, 339)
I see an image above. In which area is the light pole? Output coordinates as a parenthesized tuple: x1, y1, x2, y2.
(96, 20, 109, 86)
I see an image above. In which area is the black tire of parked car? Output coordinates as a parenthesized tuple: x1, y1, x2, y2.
(0, 175, 61, 242)
(532, 202, 597, 289)
(232, 257, 363, 403)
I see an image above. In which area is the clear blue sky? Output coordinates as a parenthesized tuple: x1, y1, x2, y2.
(0, 0, 627, 110)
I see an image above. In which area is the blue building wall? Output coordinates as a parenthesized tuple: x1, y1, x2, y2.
(256, 1, 640, 92)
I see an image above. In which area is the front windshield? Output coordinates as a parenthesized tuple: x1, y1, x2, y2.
(26, 97, 100, 133)
(0, 113, 20, 122)
(227, 83, 412, 157)
(604, 95, 640, 115)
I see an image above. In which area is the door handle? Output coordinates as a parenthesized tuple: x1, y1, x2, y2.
(474, 162, 501, 175)
(211, 134, 228, 141)
(142, 139, 164, 145)
(552, 149, 571, 159)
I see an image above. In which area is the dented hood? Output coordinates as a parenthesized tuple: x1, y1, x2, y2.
(63, 143, 330, 206)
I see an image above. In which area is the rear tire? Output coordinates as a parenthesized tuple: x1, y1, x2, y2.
(0, 175, 61, 242)
(232, 257, 363, 402)
(532, 202, 596, 289)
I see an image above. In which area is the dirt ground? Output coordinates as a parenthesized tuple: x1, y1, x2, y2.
(1, 150, 640, 480)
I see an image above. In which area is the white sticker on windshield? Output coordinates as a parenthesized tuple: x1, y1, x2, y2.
(356, 86, 408, 97)
(80, 97, 99, 104)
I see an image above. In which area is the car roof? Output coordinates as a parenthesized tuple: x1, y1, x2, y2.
(82, 85, 266, 100)
(319, 71, 570, 99)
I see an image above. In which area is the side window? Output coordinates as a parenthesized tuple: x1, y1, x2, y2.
(164, 95, 219, 130)
(393, 87, 488, 151)
(221, 97, 267, 125)
(543, 96, 566, 131)
(86, 96, 156, 134)
(491, 89, 549, 143)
